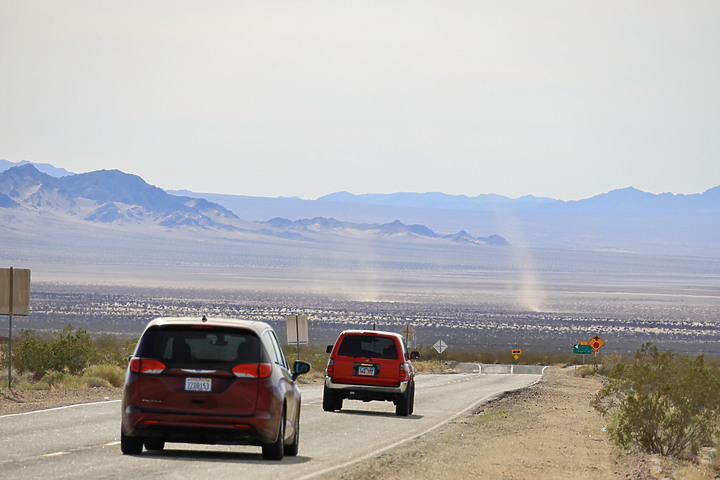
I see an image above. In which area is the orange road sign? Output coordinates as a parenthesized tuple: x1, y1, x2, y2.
(590, 335, 605, 351)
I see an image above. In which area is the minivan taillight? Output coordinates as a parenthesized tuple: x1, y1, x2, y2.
(129, 358, 166, 374)
(232, 363, 272, 379)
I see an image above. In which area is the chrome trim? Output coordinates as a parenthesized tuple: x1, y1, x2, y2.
(324, 376, 408, 394)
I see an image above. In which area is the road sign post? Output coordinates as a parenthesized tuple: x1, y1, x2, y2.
(285, 315, 308, 361)
(1, 268, 31, 389)
(511, 349, 522, 361)
(589, 335, 605, 370)
(399, 324, 416, 348)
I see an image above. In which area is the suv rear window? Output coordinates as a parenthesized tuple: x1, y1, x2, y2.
(137, 325, 267, 367)
(337, 334, 398, 359)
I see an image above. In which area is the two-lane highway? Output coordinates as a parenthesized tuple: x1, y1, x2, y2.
(0, 372, 542, 479)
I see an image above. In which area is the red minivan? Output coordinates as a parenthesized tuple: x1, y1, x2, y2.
(121, 317, 310, 460)
(323, 330, 419, 416)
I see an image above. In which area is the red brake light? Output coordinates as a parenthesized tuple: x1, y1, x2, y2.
(399, 363, 408, 382)
(232, 363, 272, 379)
(129, 358, 166, 374)
(325, 358, 334, 377)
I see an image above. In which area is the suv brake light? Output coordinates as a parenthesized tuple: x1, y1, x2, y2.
(399, 363, 408, 382)
(129, 358, 166, 374)
(325, 358, 334, 377)
(232, 363, 272, 379)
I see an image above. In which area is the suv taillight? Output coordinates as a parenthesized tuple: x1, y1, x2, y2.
(129, 358, 166, 374)
(232, 363, 272, 379)
(399, 363, 408, 382)
(325, 358, 334, 377)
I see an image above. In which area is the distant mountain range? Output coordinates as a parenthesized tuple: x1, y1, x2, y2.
(2, 160, 719, 258)
(0, 159, 74, 178)
(169, 185, 720, 257)
(0, 163, 505, 246)
(316, 188, 720, 214)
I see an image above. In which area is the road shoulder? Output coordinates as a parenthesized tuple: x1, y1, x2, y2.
(321, 367, 633, 480)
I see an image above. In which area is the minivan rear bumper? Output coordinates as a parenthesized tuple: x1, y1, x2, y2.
(121, 407, 278, 445)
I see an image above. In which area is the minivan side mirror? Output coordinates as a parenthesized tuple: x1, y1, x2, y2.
(292, 360, 311, 381)
(410, 351, 421, 360)
(325, 344, 333, 354)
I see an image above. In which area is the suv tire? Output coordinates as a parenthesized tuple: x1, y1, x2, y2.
(395, 382, 414, 416)
(323, 387, 342, 412)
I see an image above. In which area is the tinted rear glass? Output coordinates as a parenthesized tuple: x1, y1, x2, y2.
(337, 335, 398, 359)
(137, 325, 266, 366)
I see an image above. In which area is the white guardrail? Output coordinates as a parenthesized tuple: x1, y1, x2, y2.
(454, 363, 547, 375)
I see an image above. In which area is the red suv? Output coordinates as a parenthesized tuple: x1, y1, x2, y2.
(121, 317, 310, 460)
(323, 330, 419, 416)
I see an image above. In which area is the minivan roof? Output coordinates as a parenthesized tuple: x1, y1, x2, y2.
(145, 317, 272, 335)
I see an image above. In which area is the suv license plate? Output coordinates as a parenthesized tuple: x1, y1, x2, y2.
(185, 378, 212, 392)
(357, 365, 375, 376)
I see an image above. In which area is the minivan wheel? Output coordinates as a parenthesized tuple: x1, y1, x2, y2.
(144, 439, 165, 451)
(262, 411, 285, 460)
(283, 414, 300, 457)
(120, 431, 143, 454)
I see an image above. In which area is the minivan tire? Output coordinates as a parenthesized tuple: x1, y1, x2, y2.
(262, 410, 285, 460)
(283, 413, 300, 456)
(144, 439, 165, 451)
(121, 431, 143, 454)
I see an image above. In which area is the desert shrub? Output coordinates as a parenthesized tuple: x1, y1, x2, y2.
(0, 343, 7, 369)
(90, 334, 136, 367)
(14, 326, 95, 380)
(84, 376, 111, 388)
(84, 364, 125, 387)
(39, 370, 86, 388)
(593, 343, 720, 457)
(15, 380, 51, 391)
(41, 370, 67, 387)
(575, 365, 595, 378)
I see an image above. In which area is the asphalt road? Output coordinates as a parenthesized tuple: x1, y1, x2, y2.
(0, 372, 542, 479)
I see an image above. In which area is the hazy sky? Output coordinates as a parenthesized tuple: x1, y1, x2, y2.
(1, 1, 719, 200)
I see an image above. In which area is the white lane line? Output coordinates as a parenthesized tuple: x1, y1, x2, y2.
(0, 399, 121, 419)
(42, 451, 70, 457)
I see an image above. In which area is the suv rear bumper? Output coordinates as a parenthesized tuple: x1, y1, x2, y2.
(324, 376, 409, 395)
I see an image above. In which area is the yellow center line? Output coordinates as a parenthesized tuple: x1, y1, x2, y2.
(42, 452, 70, 457)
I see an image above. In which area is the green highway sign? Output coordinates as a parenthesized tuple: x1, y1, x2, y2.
(573, 344, 593, 355)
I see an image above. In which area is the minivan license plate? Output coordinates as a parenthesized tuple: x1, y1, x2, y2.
(185, 378, 212, 392)
(358, 365, 375, 376)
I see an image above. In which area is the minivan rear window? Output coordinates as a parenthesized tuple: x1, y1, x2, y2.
(137, 326, 267, 366)
(338, 335, 398, 359)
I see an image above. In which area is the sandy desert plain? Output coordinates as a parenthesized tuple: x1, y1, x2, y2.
(1, 211, 718, 357)
(9, 253, 720, 359)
